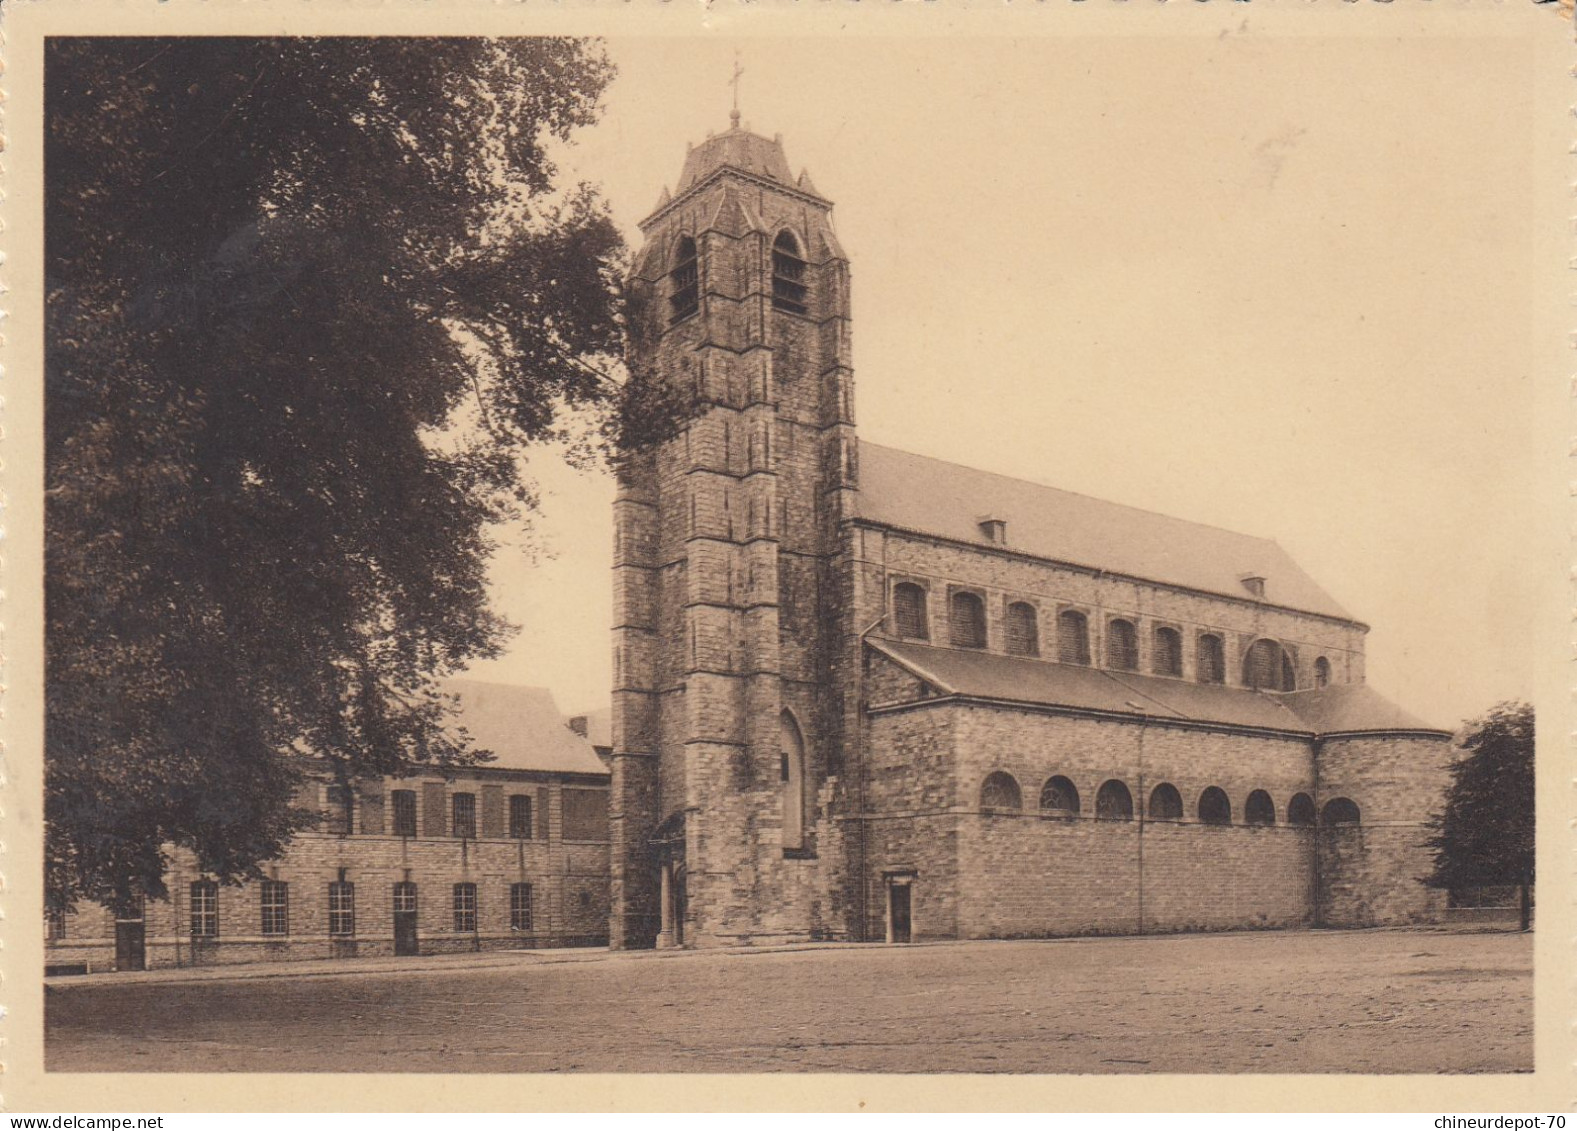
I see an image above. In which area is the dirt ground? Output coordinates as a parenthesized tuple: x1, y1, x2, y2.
(44, 928, 1532, 1074)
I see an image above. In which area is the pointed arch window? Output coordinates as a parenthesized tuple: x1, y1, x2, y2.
(670, 236, 699, 323)
(771, 230, 808, 314)
(781, 711, 807, 851)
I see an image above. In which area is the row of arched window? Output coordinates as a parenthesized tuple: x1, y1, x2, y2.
(668, 231, 808, 324)
(978, 771, 1360, 827)
(892, 582, 1333, 691)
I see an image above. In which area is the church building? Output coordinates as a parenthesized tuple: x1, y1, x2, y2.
(608, 119, 1455, 949)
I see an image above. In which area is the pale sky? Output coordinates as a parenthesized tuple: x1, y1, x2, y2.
(465, 32, 1545, 730)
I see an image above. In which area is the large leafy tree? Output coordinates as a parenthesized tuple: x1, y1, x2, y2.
(1425, 701, 1535, 927)
(46, 38, 625, 912)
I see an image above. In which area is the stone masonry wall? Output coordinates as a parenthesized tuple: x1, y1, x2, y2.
(1316, 734, 1453, 926)
(853, 526, 1367, 693)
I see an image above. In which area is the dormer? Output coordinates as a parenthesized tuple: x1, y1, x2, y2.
(1240, 574, 1267, 600)
(977, 517, 1008, 546)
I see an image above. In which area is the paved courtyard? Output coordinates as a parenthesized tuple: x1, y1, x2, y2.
(45, 928, 1531, 1074)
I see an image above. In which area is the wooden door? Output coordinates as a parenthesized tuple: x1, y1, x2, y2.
(393, 882, 419, 956)
(889, 883, 912, 944)
(115, 920, 146, 971)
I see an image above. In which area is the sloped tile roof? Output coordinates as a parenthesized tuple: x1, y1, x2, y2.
(440, 679, 609, 777)
(676, 127, 802, 194)
(870, 640, 1447, 736)
(855, 443, 1356, 622)
(1280, 683, 1443, 735)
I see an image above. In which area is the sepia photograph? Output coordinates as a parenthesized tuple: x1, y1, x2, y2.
(6, 0, 1571, 1112)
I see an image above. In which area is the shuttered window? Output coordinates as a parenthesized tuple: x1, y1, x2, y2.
(422, 783, 447, 838)
(562, 789, 609, 842)
(1244, 639, 1288, 691)
(481, 785, 506, 839)
(357, 781, 385, 835)
(325, 784, 353, 836)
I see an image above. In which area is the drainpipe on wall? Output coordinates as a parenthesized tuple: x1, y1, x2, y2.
(853, 609, 888, 943)
(1125, 701, 1148, 936)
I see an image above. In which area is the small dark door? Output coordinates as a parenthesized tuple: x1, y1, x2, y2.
(115, 920, 146, 971)
(393, 882, 419, 956)
(889, 883, 912, 944)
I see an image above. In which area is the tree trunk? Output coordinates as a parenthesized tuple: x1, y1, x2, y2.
(1519, 877, 1531, 932)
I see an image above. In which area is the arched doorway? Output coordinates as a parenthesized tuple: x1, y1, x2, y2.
(652, 811, 688, 948)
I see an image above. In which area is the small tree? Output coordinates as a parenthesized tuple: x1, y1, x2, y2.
(1425, 701, 1534, 929)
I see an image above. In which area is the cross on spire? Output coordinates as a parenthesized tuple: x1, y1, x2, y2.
(729, 53, 744, 129)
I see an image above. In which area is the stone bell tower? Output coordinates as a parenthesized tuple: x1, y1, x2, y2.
(608, 119, 856, 948)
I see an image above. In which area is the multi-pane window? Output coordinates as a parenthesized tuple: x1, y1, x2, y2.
(1106, 619, 1138, 671)
(391, 790, 417, 838)
(326, 784, 353, 835)
(1197, 633, 1225, 684)
(771, 230, 808, 314)
(979, 771, 1022, 810)
(189, 880, 218, 938)
(510, 883, 534, 932)
(453, 883, 478, 933)
(47, 907, 67, 941)
(452, 792, 477, 840)
(393, 881, 418, 914)
(1057, 610, 1090, 665)
(893, 582, 928, 641)
(669, 237, 699, 323)
(949, 591, 987, 649)
(261, 881, 289, 936)
(327, 881, 355, 937)
(1005, 601, 1039, 657)
(509, 794, 534, 840)
(1153, 627, 1183, 677)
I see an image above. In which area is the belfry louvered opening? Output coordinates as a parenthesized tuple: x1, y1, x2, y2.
(670, 236, 699, 323)
(771, 230, 808, 314)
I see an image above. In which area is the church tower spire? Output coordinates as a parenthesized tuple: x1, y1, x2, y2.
(608, 124, 856, 949)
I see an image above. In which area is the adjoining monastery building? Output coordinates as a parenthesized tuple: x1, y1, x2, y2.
(46, 682, 612, 972)
(608, 120, 1455, 949)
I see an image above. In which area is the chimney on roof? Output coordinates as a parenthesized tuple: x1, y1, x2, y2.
(567, 716, 588, 738)
(1240, 574, 1267, 600)
(977, 517, 1008, 546)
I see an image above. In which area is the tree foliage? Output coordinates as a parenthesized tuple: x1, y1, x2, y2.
(46, 37, 625, 912)
(1425, 700, 1534, 894)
